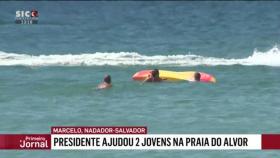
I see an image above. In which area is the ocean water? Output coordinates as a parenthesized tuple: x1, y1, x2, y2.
(0, 1, 280, 157)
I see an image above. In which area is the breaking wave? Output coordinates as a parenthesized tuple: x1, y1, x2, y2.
(0, 46, 280, 67)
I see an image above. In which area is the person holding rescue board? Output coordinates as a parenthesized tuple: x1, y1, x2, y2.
(142, 69, 163, 83)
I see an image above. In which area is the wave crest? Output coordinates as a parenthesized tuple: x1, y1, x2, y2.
(0, 46, 280, 67)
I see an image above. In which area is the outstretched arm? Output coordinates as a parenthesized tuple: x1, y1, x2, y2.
(141, 74, 151, 84)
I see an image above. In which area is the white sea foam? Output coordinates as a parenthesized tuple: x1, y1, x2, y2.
(0, 46, 280, 67)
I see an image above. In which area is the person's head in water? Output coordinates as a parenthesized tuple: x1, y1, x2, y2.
(151, 69, 159, 78)
(194, 72, 201, 81)
(104, 75, 111, 84)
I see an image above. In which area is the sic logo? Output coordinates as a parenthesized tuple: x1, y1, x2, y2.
(16, 10, 39, 18)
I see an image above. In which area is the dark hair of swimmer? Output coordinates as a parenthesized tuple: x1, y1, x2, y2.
(104, 75, 111, 84)
(194, 72, 201, 81)
(151, 69, 159, 78)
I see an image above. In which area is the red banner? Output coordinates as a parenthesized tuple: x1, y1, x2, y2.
(262, 134, 280, 149)
(0, 134, 51, 150)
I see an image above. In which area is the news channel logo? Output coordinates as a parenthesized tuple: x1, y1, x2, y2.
(15, 10, 39, 24)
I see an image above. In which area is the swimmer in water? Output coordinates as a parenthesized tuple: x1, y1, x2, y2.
(97, 75, 112, 89)
(190, 72, 201, 82)
(143, 69, 162, 83)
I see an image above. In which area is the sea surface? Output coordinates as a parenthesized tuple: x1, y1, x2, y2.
(0, 1, 280, 157)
